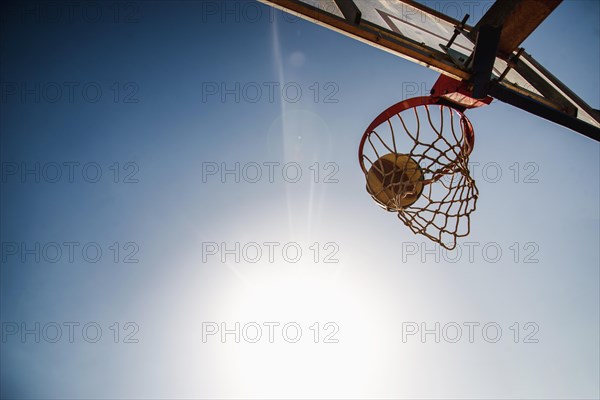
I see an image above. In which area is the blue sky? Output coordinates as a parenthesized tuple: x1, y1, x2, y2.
(1, 0, 599, 398)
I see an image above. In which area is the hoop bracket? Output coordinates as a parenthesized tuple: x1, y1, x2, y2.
(430, 74, 493, 109)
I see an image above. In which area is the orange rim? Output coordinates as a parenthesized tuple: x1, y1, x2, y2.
(358, 96, 475, 174)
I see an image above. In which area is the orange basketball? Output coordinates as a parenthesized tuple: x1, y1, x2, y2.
(366, 153, 424, 210)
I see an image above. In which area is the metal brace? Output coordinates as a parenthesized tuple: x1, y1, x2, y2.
(497, 47, 525, 82)
(445, 14, 470, 48)
(439, 14, 471, 69)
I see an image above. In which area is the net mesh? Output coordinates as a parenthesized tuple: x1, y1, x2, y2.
(360, 102, 478, 250)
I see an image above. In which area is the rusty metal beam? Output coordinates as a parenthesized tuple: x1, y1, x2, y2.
(470, 0, 562, 58)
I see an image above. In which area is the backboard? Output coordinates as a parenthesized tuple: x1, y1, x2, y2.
(258, 0, 600, 140)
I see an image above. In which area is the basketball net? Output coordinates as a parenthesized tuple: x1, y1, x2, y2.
(359, 92, 485, 250)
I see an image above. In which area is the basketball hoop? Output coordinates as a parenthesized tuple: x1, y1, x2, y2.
(359, 96, 479, 250)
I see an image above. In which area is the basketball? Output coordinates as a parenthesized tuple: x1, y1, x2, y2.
(366, 153, 424, 210)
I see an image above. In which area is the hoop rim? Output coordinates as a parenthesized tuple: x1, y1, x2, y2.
(358, 96, 475, 174)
